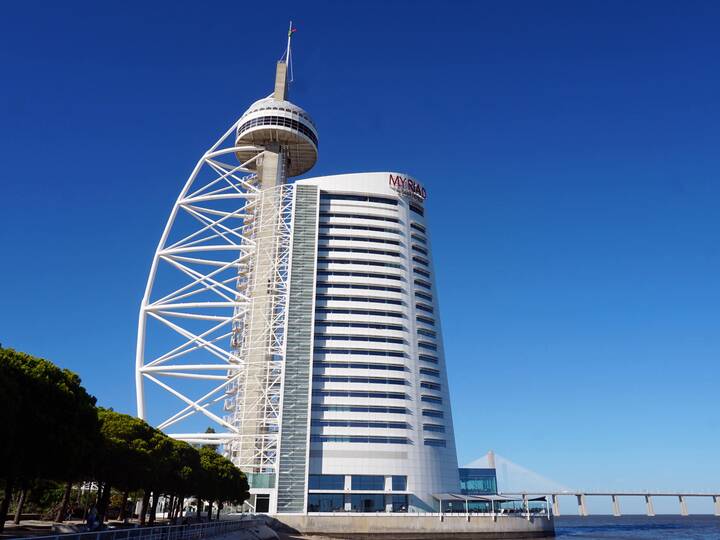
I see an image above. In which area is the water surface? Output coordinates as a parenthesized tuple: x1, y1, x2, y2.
(555, 515, 720, 539)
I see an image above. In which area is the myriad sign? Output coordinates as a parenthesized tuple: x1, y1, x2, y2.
(388, 174, 427, 202)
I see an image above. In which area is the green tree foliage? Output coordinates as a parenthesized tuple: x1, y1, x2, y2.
(0, 348, 250, 529)
(0, 347, 99, 532)
(195, 447, 249, 521)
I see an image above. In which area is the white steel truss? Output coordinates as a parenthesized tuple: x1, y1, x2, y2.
(135, 118, 294, 474)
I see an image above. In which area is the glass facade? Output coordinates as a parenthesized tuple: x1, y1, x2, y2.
(459, 468, 498, 495)
(307, 493, 345, 512)
(350, 494, 385, 512)
(390, 495, 409, 512)
(352, 475, 385, 490)
(308, 474, 345, 490)
(391, 475, 407, 491)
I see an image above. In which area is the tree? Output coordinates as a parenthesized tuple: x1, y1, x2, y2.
(0, 348, 99, 532)
(94, 409, 156, 525)
(194, 447, 248, 521)
(163, 440, 200, 522)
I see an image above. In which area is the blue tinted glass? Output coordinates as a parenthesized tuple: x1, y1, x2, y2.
(391, 494, 408, 512)
(458, 468, 498, 495)
(351, 475, 385, 490)
(391, 476, 407, 491)
(350, 494, 386, 512)
(308, 474, 345, 490)
(307, 493, 345, 512)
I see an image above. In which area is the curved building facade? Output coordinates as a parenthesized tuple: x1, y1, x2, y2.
(290, 172, 460, 513)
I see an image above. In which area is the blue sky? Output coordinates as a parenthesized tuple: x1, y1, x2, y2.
(2, 0, 719, 508)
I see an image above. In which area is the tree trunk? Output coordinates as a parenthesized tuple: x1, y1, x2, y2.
(148, 492, 160, 525)
(97, 482, 112, 527)
(216, 502, 221, 521)
(13, 486, 27, 525)
(196, 498, 202, 521)
(0, 477, 15, 533)
(175, 494, 184, 520)
(55, 481, 73, 522)
(139, 490, 150, 526)
(118, 489, 130, 522)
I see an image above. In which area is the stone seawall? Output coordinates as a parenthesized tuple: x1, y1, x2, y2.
(266, 514, 555, 539)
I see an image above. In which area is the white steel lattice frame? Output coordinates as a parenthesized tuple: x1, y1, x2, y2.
(135, 119, 294, 473)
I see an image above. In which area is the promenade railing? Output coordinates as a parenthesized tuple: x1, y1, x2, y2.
(27, 517, 260, 540)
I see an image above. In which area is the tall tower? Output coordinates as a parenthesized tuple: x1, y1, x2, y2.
(136, 29, 459, 515)
(135, 28, 319, 512)
(228, 47, 318, 491)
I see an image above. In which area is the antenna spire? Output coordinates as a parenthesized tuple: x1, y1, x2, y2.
(285, 21, 296, 82)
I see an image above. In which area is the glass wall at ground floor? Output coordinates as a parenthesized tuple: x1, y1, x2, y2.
(307, 493, 408, 513)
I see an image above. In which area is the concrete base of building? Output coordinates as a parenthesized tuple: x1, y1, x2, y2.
(263, 514, 555, 539)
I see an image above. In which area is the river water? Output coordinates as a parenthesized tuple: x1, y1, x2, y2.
(554, 515, 720, 539)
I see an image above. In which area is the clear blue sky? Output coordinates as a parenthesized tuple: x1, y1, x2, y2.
(2, 0, 719, 509)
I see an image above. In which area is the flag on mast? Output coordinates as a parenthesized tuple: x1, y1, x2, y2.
(288, 26, 297, 37)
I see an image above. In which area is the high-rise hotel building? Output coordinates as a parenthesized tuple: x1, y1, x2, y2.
(135, 45, 459, 515)
(284, 172, 460, 514)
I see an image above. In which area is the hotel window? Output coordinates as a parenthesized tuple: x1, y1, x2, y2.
(412, 245, 428, 255)
(314, 335, 405, 344)
(413, 267, 431, 278)
(410, 222, 426, 233)
(412, 256, 429, 267)
(318, 258, 405, 270)
(316, 321, 406, 331)
(390, 494, 409, 513)
(321, 193, 398, 206)
(308, 474, 345, 490)
(321, 212, 401, 224)
(416, 303, 434, 314)
(315, 308, 405, 319)
(307, 493, 345, 512)
(411, 233, 427, 245)
(313, 390, 407, 399)
(409, 203, 424, 216)
(423, 424, 445, 433)
(421, 395, 443, 404)
(319, 234, 402, 246)
(352, 475, 385, 491)
(414, 279, 432, 290)
(320, 223, 401, 234)
(314, 405, 407, 414)
(312, 375, 406, 385)
(419, 354, 438, 364)
(420, 381, 441, 391)
(314, 349, 405, 358)
(315, 295, 404, 305)
(311, 435, 409, 444)
(350, 494, 385, 513)
(317, 270, 404, 281)
(422, 409, 444, 418)
(415, 291, 433, 302)
(314, 361, 406, 372)
(424, 438, 447, 447)
(313, 420, 408, 429)
(419, 367, 440, 377)
(391, 476, 407, 491)
(417, 328, 436, 338)
(418, 342, 437, 351)
(318, 247, 402, 257)
(317, 283, 405, 293)
(416, 315, 435, 325)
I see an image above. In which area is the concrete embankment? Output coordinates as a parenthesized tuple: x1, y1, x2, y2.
(262, 514, 554, 539)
